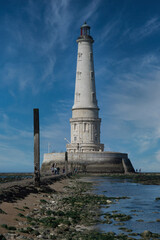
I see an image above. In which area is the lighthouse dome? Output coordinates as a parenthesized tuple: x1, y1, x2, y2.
(81, 22, 90, 28)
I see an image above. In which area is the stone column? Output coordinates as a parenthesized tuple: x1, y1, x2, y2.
(34, 108, 40, 187)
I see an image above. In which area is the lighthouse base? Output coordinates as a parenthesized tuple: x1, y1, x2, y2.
(41, 151, 135, 174)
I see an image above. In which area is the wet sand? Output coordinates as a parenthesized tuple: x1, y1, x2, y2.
(0, 175, 69, 238)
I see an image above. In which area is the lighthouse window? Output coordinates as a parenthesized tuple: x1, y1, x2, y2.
(84, 123, 89, 132)
(76, 93, 80, 102)
(82, 27, 90, 36)
(74, 136, 77, 142)
(78, 52, 82, 60)
(74, 124, 76, 130)
(77, 71, 82, 80)
(91, 71, 94, 79)
(91, 92, 95, 103)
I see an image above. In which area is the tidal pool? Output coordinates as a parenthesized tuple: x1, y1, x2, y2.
(90, 176, 160, 235)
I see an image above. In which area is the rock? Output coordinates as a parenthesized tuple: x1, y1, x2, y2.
(141, 230, 152, 237)
(106, 200, 112, 204)
(136, 219, 144, 222)
(129, 232, 139, 236)
(114, 222, 125, 226)
(107, 231, 115, 236)
(37, 235, 42, 239)
(68, 217, 72, 222)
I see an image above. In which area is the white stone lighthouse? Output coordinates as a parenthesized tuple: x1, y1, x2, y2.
(67, 22, 104, 153)
(41, 23, 135, 174)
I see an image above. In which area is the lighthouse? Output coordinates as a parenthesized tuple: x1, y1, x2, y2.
(41, 23, 135, 174)
(67, 22, 104, 152)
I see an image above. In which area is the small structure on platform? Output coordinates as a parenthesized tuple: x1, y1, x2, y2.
(41, 23, 135, 174)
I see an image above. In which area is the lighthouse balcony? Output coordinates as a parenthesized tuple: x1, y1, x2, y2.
(66, 143, 104, 153)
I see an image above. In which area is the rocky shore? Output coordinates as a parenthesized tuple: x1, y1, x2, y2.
(0, 173, 160, 239)
(102, 172, 160, 185)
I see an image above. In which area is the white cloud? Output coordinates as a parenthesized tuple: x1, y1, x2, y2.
(1, 62, 35, 92)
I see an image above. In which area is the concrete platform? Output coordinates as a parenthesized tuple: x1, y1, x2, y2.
(41, 151, 135, 174)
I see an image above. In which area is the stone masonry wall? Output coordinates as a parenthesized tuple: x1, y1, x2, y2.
(41, 152, 135, 173)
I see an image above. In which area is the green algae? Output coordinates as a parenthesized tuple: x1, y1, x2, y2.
(103, 212, 132, 221)
(0, 208, 6, 214)
(0, 234, 7, 240)
(17, 213, 25, 218)
(1, 224, 16, 231)
(40, 199, 48, 204)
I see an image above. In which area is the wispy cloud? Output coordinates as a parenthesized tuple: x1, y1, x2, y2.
(1, 0, 74, 94)
(99, 53, 160, 154)
(0, 146, 33, 172)
(41, 118, 70, 154)
(0, 111, 33, 172)
(155, 150, 160, 162)
(41, 98, 72, 152)
(44, 0, 73, 50)
(1, 62, 35, 92)
(99, 19, 120, 44)
(105, 16, 160, 48)
(130, 17, 160, 41)
(77, 0, 101, 26)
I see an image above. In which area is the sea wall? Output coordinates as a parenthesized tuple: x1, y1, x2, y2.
(41, 151, 135, 173)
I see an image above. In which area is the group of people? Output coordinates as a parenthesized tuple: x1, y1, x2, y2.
(51, 163, 60, 175)
(51, 163, 80, 175)
(51, 163, 65, 175)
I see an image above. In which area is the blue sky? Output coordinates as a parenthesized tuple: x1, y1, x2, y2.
(1, 0, 160, 172)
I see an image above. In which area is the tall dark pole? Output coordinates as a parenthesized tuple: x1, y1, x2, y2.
(34, 108, 40, 187)
(65, 151, 68, 175)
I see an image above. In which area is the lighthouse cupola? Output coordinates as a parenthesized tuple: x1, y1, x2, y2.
(77, 22, 94, 43)
(81, 22, 90, 36)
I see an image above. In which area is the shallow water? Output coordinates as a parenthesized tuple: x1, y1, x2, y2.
(90, 177, 160, 235)
(0, 175, 33, 183)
